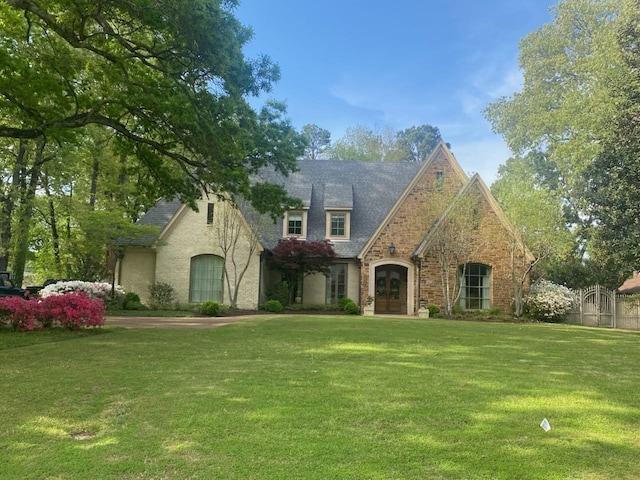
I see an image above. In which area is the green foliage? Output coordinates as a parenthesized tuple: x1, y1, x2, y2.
(264, 299, 283, 313)
(2, 318, 640, 478)
(266, 281, 290, 307)
(200, 301, 217, 316)
(123, 292, 146, 311)
(342, 300, 360, 315)
(339, 297, 355, 310)
(301, 124, 331, 160)
(484, 0, 637, 285)
(397, 124, 447, 162)
(148, 282, 176, 308)
(0, 0, 305, 281)
(427, 304, 440, 315)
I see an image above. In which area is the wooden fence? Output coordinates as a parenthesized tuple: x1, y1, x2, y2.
(565, 285, 640, 330)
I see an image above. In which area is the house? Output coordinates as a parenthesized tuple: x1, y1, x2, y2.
(618, 271, 640, 295)
(116, 142, 530, 314)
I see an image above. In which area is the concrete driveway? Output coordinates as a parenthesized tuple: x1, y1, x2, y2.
(105, 315, 256, 329)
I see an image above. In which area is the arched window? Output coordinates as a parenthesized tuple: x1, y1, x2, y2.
(459, 263, 491, 309)
(189, 255, 224, 303)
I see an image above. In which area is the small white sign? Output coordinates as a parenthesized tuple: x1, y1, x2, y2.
(540, 418, 551, 432)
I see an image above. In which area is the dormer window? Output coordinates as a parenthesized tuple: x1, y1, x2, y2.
(326, 211, 350, 240)
(288, 212, 302, 235)
(284, 210, 308, 238)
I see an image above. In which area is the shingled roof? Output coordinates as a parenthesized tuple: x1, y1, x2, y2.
(118, 197, 183, 247)
(255, 160, 422, 257)
(126, 161, 423, 255)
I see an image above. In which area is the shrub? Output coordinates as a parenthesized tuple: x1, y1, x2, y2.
(40, 281, 124, 303)
(149, 282, 176, 307)
(265, 300, 283, 312)
(0, 296, 39, 331)
(200, 301, 221, 316)
(525, 279, 575, 322)
(0, 293, 105, 331)
(343, 300, 360, 315)
(40, 292, 106, 330)
(339, 297, 355, 310)
(427, 304, 440, 315)
(122, 292, 146, 310)
(266, 281, 289, 307)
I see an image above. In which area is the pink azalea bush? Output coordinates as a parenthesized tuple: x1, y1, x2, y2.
(0, 292, 105, 331)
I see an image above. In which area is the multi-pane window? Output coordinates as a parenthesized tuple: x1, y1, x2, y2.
(287, 212, 303, 236)
(459, 263, 491, 309)
(326, 211, 350, 239)
(330, 213, 346, 237)
(326, 264, 347, 304)
(189, 254, 224, 303)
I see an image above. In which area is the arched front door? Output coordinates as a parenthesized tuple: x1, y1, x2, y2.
(375, 265, 407, 314)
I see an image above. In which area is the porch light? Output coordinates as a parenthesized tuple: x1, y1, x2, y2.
(388, 242, 396, 255)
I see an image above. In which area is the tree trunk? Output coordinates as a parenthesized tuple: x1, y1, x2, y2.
(42, 170, 61, 275)
(0, 141, 27, 271)
(89, 153, 99, 210)
(11, 141, 45, 286)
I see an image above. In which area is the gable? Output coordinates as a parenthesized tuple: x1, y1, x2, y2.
(358, 141, 469, 260)
(414, 174, 535, 262)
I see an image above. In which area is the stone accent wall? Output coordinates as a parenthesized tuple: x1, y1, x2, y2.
(361, 148, 466, 312)
(360, 148, 522, 314)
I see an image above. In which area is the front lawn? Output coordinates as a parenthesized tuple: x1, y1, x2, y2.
(1, 317, 639, 479)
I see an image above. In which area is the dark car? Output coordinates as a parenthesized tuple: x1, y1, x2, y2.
(0, 272, 30, 299)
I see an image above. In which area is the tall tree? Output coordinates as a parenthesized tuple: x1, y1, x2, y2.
(0, 0, 303, 211)
(301, 124, 331, 160)
(397, 124, 447, 162)
(484, 0, 637, 282)
(328, 125, 404, 162)
(581, 2, 640, 276)
(485, 0, 626, 178)
(0, 0, 304, 279)
(427, 194, 480, 316)
(491, 153, 574, 315)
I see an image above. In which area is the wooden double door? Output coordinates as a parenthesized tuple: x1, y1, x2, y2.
(375, 265, 407, 314)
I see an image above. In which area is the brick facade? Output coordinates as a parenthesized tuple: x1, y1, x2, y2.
(359, 145, 526, 314)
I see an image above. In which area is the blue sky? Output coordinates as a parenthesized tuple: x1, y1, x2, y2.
(236, 1, 557, 184)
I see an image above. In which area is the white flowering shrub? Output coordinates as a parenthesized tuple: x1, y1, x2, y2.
(40, 281, 125, 303)
(525, 279, 575, 322)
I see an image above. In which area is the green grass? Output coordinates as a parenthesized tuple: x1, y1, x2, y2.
(1, 316, 639, 479)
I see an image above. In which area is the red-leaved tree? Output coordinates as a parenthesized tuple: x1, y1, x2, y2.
(269, 238, 336, 304)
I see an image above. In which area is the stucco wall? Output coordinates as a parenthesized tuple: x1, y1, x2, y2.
(123, 197, 262, 309)
(117, 248, 156, 305)
(301, 260, 360, 305)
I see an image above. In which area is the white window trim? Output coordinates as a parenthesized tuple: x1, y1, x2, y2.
(325, 210, 351, 240)
(283, 210, 308, 238)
